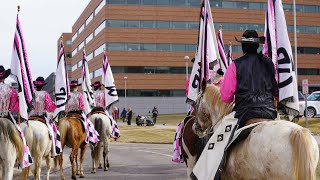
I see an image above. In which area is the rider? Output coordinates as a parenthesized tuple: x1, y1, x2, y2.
(29, 76, 61, 156)
(65, 80, 84, 114)
(220, 30, 277, 128)
(0, 65, 18, 120)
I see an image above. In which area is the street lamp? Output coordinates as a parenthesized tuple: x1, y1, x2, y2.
(184, 56, 190, 81)
(124, 76, 128, 110)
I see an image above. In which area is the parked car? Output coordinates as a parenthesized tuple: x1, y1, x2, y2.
(136, 115, 154, 126)
(299, 91, 320, 117)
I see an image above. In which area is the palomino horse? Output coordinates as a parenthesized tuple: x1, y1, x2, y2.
(90, 112, 112, 173)
(0, 118, 23, 180)
(20, 120, 52, 180)
(57, 113, 87, 180)
(193, 83, 319, 180)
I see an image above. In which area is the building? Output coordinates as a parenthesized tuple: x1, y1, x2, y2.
(61, 0, 320, 114)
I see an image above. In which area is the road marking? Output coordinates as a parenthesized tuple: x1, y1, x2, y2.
(138, 150, 172, 158)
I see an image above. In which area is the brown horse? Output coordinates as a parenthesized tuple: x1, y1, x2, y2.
(57, 113, 87, 180)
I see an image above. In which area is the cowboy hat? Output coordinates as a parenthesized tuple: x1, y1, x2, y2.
(91, 81, 102, 87)
(0, 66, 11, 79)
(33, 76, 47, 87)
(70, 80, 82, 87)
(235, 30, 265, 44)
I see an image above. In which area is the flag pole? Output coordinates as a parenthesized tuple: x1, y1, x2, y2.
(218, 24, 223, 69)
(17, 5, 21, 125)
(293, 0, 298, 78)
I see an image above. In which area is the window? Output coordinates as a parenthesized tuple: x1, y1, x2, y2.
(249, 2, 261, 10)
(211, 0, 222, 7)
(142, 0, 156, 5)
(127, 20, 140, 28)
(72, 64, 77, 72)
(78, 24, 85, 35)
(66, 52, 72, 58)
(86, 13, 94, 26)
(156, 44, 170, 51)
(106, 43, 125, 51)
(106, 20, 125, 28)
(85, 33, 93, 45)
(236, 2, 249, 9)
(77, 60, 82, 68)
(172, 44, 186, 52)
(307, 93, 320, 101)
(172, 22, 186, 29)
(141, 44, 156, 51)
(71, 33, 77, 42)
(78, 41, 85, 51)
(188, 22, 199, 29)
(67, 64, 72, 71)
(87, 52, 94, 61)
(188, 0, 199, 6)
(283, 4, 292, 11)
(157, 0, 170, 6)
(305, 26, 317, 33)
(72, 48, 77, 57)
(127, 0, 141, 4)
(141, 21, 155, 28)
(172, 0, 186, 6)
(94, 44, 105, 56)
(66, 40, 72, 46)
(157, 21, 170, 28)
(90, 72, 93, 79)
(107, 0, 125, 4)
(94, 21, 105, 36)
(78, 78, 82, 84)
(222, 1, 235, 8)
(127, 43, 140, 51)
(304, 5, 317, 12)
(95, 0, 105, 15)
(95, 68, 103, 77)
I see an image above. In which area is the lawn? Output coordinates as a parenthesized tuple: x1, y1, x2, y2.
(155, 113, 186, 126)
(112, 125, 176, 144)
(297, 117, 320, 134)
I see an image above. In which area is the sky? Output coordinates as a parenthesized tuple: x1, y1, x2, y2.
(0, 0, 90, 82)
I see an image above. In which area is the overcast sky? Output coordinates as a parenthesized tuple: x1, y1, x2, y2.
(0, 0, 89, 81)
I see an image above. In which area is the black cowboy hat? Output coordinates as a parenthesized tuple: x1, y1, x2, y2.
(33, 76, 47, 87)
(91, 81, 102, 87)
(70, 80, 82, 87)
(235, 30, 265, 44)
(217, 69, 224, 76)
(0, 66, 11, 79)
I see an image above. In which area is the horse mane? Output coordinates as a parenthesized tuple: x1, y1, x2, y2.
(203, 84, 234, 121)
(0, 118, 23, 163)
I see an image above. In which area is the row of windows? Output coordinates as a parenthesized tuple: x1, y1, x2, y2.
(106, 20, 320, 34)
(72, 0, 105, 42)
(112, 66, 192, 74)
(117, 89, 185, 97)
(298, 68, 320, 76)
(106, 0, 320, 13)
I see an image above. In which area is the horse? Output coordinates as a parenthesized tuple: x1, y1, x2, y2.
(90, 112, 112, 173)
(192, 83, 319, 180)
(20, 120, 52, 180)
(57, 113, 87, 180)
(0, 118, 23, 180)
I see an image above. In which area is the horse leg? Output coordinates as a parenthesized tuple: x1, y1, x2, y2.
(3, 155, 15, 180)
(34, 155, 42, 180)
(91, 146, 96, 174)
(79, 145, 87, 178)
(45, 155, 51, 180)
(59, 153, 66, 180)
(70, 147, 78, 180)
(186, 156, 197, 180)
(75, 151, 79, 175)
(21, 166, 30, 180)
(103, 138, 110, 171)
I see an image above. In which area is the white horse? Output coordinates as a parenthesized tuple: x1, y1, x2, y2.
(0, 118, 23, 180)
(193, 84, 319, 180)
(90, 113, 112, 173)
(20, 120, 52, 180)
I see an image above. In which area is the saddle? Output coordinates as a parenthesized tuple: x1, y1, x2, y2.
(66, 112, 85, 132)
(29, 116, 46, 124)
(91, 111, 106, 116)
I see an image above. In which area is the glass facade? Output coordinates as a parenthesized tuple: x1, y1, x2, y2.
(94, 21, 105, 36)
(298, 68, 320, 75)
(105, 0, 320, 13)
(112, 66, 192, 74)
(106, 43, 196, 52)
(117, 89, 185, 97)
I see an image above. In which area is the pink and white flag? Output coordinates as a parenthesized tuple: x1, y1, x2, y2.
(102, 50, 118, 110)
(264, 0, 299, 118)
(217, 28, 228, 72)
(187, 0, 219, 104)
(82, 49, 96, 115)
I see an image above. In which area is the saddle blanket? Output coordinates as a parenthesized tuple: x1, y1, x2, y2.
(80, 113, 100, 145)
(172, 117, 186, 163)
(191, 112, 262, 180)
(44, 115, 62, 157)
(105, 111, 121, 140)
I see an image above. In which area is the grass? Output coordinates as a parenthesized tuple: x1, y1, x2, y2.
(297, 117, 320, 134)
(155, 113, 186, 126)
(112, 125, 176, 144)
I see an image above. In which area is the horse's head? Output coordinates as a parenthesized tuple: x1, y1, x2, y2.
(192, 82, 233, 137)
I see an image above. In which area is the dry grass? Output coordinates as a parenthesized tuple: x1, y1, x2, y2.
(297, 118, 320, 134)
(155, 113, 186, 126)
(112, 125, 176, 144)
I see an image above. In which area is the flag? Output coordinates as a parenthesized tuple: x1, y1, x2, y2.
(10, 13, 35, 121)
(217, 28, 228, 72)
(102, 50, 118, 110)
(187, 0, 219, 104)
(263, 0, 299, 119)
(227, 43, 233, 66)
(82, 49, 96, 115)
(53, 40, 70, 118)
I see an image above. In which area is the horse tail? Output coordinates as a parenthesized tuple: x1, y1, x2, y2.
(8, 122, 24, 163)
(94, 116, 103, 165)
(290, 127, 318, 180)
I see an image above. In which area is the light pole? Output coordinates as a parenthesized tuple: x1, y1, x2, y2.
(124, 76, 128, 110)
(184, 56, 190, 81)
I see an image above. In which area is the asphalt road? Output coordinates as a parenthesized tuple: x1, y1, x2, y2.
(27, 143, 186, 180)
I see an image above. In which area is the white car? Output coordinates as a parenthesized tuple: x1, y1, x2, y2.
(299, 91, 320, 118)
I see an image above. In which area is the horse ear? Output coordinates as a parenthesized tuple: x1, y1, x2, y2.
(201, 78, 207, 92)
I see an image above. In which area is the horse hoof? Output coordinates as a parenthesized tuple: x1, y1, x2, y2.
(104, 167, 109, 171)
(80, 175, 85, 178)
(76, 172, 80, 175)
(72, 175, 77, 180)
(91, 169, 96, 174)
(98, 166, 103, 169)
